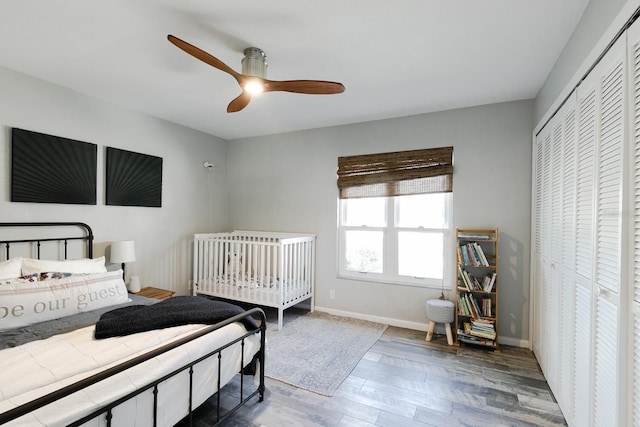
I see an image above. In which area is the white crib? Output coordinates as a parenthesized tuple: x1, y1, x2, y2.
(193, 231, 316, 330)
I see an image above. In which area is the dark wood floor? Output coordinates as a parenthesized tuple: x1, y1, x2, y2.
(183, 325, 567, 427)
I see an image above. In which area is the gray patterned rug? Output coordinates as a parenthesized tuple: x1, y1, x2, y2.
(264, 310, 388, 396)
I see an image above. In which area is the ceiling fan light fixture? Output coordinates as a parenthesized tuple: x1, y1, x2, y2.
(244, 79, 264, 95)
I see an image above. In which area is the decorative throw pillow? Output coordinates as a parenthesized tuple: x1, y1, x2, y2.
(0, 270, 129, 331)
(0, 258, 23, 280)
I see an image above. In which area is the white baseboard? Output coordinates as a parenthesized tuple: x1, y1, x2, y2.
(314, 305, 530, 348)
(315, 305, 429, 332)
(498, 336, 530, 348)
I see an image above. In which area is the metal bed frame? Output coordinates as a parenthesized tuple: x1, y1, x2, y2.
(0, 222, 266, 426)
(1, 221, 94, 259)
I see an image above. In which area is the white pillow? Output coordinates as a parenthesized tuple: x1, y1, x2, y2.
(0, 258, 23, 280)
(0, 270, 128, 331)
(21, 256, 107, 276)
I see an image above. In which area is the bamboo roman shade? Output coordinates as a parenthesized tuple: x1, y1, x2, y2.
(337, 146, 453, 199)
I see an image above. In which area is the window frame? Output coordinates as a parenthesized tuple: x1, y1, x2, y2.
(337, 193, 453, 289)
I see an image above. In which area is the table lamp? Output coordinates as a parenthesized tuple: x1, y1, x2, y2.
(110, 240, 136, 282)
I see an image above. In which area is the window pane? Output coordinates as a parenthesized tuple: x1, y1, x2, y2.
(398, 231, 443, 279)
(396, 193, 446, 228)
(344, 198, 386, 226)
(345, 230, 383, 273)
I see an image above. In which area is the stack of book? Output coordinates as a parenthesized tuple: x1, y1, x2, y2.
(457, 318, 497, 347)
(458, 266, 496, 293)
(457, 242, 490, 267)
(457, 293, 493, 318)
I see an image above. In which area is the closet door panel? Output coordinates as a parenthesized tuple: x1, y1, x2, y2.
(532, 133, 545, 360)
(538, 131, 552, 371)
(571, 62, 598, 427)
(560, 94, 578, 415)
(630, 6, 640, 312)
(595, 36, 625, 426)
(628, 18, 640, 426)
(542, 115, 563, 386)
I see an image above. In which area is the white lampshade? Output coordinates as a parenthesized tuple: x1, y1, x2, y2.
(110, 240, 136, 264)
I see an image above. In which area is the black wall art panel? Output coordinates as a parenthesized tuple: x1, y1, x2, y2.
(11, 128, 97, 205)
(106, 147, 163, 207)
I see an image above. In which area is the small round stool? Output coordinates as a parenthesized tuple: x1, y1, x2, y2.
(425, 299, 455, 345)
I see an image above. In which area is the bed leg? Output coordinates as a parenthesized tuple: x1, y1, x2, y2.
(259, 311, 267, 402)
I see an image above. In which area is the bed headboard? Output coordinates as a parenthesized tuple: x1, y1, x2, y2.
(0, 222, 94, 260)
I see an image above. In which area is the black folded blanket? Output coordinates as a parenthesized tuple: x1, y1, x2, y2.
(94, 296, 259, 339)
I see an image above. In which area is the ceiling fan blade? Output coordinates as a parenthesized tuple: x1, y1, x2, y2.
(167, 35, 242, 83)
(227, 92, 252, 113)
(263, 80, 345, 95)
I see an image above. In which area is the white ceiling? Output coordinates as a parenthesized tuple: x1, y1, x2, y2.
(0, 0, 590, 140)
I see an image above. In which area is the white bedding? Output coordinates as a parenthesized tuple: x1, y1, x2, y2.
(0, 321, 261, 426)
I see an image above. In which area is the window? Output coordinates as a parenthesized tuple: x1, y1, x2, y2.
(337, 147, 453, 288)
(338, 193, 452, 287)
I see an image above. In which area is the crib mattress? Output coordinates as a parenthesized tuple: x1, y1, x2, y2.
(197, 277, 310, 302)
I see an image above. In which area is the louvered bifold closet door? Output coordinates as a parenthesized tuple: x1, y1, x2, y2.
(569, 35, 626, 427)
(543, 104, 565, 392)
(573, 51, 597, 427)
(534, 129, 552, 370)
(532, 132, 546, 361)
(628, 18, 640, 427)
(594, 36, 627, 427)
(592, 35, 625, 427)
(559, 94, 578, 417)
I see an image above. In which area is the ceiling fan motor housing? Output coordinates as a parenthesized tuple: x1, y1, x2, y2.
(242, 47, 267, 78)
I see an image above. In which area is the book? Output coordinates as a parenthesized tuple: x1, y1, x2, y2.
(486, 272, 497, 293)
(474, 243, 489, 266)
(458, 265, 471, 290)
(457, 233, 492, 240)
(460, 243, 470, 265)
(468, 245, 479, 266)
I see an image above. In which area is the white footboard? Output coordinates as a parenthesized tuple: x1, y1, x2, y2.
(193, 231, 316, 330)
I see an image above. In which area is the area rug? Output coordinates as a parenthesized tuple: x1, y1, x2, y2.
(264, 310, 388, 396)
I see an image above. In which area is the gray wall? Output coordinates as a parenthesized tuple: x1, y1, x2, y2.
(0, 66, 228, 294)
(228, 100, 533, 346)
(534, 0, 631, 124)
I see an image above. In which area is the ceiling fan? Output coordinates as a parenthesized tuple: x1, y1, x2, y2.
(167, 35, 345, 113)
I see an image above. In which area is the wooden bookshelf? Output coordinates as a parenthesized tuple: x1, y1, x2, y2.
(455, 228, 499, 351)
